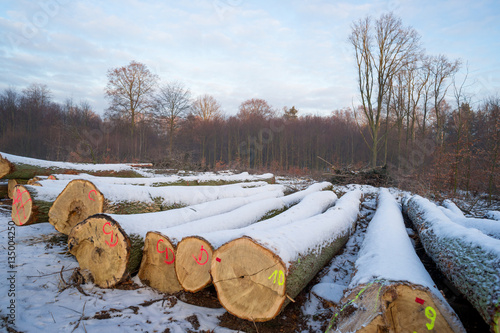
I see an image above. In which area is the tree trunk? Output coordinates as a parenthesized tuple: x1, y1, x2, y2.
(175, 186, 336, 293)
(11, 184, 57, 226)
(326, 188, 465, 333)
(210, 190, 362, 322)
(50, 179, 282, 235)
(0, 152, 145, 180)
(403, 194, 500, 333)
(68, 192, 284, 289)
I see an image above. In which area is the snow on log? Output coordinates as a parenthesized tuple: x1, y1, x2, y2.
(49, 171, 276, 186)
(0, 153, 14, 178)
(11, 183, 64, 226)
(138, 186, 305, 294)
(442, 199, 465, 218)
(50, 179, 280, 235)
(0, 151, 148, 179)
(175, 183, 336, 292)
(440, 207, 500, 240)
(210, 189, 363, 322)
(485, 211, 500, 221)
(326, 189, 465, 333)
(403, 194, 500, 333)
(68, 191, 284, 289)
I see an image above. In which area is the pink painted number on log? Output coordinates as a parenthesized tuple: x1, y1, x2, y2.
(88, 189, 97, 201)
(156, 239, 175, 264)
(102, 222, 118, 247)
(13, 188, 32, 226)
(192, 245, 209, 265)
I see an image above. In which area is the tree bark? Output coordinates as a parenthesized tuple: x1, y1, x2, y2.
(210, 190, 362, 322)
(403, 194, 500, 333)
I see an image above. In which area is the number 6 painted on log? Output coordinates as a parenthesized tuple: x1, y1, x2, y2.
(102, 222, 118, 247)
(156, 239, 175, 264)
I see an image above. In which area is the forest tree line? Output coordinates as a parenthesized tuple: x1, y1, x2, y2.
(0, 13, 498, 198)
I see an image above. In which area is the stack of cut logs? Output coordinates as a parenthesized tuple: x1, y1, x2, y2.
(1, 152, 499, 332)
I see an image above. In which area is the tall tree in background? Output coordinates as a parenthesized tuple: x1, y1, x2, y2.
(429, 54, 461, 146)
(191, 94, 224, 120)
(237, 98, 274, 119)
(154, 81, 191, 152)
(105, 61, 158, 137)
(349, 13, 421, 167)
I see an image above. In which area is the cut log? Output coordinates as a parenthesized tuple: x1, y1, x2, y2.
(49, 179, 105, 235)
(11, 184, 62, 226)
(50, 171, 276, 186)
(403, 194, 500, 333)
(0, 151, 146, 179)
(326, 189, 465, 333)
(175, 184, 336, 293)
(210, 190, 363, 322)
(50, 179, 281, 235)
(8, 179, 30, 199)
(68, 191, 283, 289)
(0, 153, 14, 178)
(139, 188, 299, 294)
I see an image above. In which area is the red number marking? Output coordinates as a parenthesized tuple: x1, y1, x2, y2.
(216, 257, 221, 262)
(13, 188, 32, 226)
(415, 297, 425, 305)
(88, 189, 97, 201)
(156, 239, 175, 264)
(192, 245, 209, 265)
(102, 222, 118, 247)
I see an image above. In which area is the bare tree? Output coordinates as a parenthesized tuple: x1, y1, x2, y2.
(429, 54, 461, 145)
(237, 98, 274, 120)
(349, 12, 421, 167)
(154, 81, 191, 152)
(191, 94, 224, 120)
(105, 61, 159, 136)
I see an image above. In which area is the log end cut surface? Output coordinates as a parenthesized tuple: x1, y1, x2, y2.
(211, 237, 287, 322)
(0, 154, 14, 179)
(329, 283, 464, 333)
(138, 232, 182, 294)
(11, 185, 34, 226)
(175, 237, 214, 293)
(68, 215, 130, 288)
(49, 179, 104, 235)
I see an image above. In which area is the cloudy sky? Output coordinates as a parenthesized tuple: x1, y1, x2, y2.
(0, 0, 499, 116)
